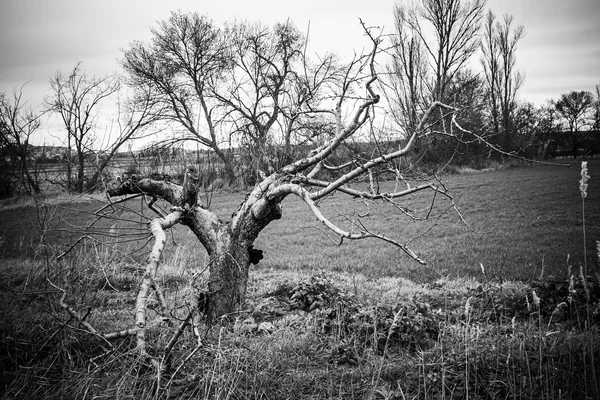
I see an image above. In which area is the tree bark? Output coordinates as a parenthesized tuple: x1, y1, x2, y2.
(186, 175, 283, 322)
(65, 138, 73, 191)
(204, 230, 250, 321)
(76, 143, 85, 193)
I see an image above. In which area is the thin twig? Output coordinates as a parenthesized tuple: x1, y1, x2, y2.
(94, 193, 144, 215)
(57, 235, 92, 261)
(47, 278, 113, 349)
(161, 311, 194, 374)
(165, 340, 205, 391)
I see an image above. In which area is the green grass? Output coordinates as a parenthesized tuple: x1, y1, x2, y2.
(1, 160, 599, 399)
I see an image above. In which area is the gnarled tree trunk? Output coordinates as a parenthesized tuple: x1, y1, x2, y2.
(107, 170, 283, 323)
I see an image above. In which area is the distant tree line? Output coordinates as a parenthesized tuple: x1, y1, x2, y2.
(1, 0, 599, 198)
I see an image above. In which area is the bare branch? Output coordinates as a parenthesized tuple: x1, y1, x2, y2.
(107, 177, 184, 205)
(47, 279, 113, 348)
(282, 32, 382, 175)
(135, 210, 182, 352)
(94, 193, 145, 215)
(309, 101, 456, 200)
(298, 175, 443, 201)
(267, 183, 426, 264)
(450, 115, 571, 167)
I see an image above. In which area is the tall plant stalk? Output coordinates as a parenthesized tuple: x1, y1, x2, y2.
(579, 161, 589, 276)
(578, 161, 598, 397)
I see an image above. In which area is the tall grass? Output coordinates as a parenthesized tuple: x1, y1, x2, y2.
(2, 250, 598, 398)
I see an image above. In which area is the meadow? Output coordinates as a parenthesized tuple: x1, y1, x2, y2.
(0, 160, 599, 399)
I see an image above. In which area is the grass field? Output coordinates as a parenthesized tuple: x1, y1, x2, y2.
(0, 160, 599, 399)
(2, 160, 598, 280)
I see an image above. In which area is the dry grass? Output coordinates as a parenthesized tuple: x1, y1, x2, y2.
(1, 160, 599, 399)
(1, 253, 599, 399)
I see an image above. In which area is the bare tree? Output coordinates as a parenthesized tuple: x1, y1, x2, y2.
(0, 86, 43, 196)
(555, 90, 595, 157)
(121, 12, 347, 187)
(169, 18, 339, 186)
(121, 12, 237, 183)
(47, 62, 120, 192)
(480, 10, 525, 149)
(105, 26, 482, 331)
(214, 20, 335, 182)
(387, 4, 428, 135)
(480, 10, 501, 137)
(388, 0, 486, 169)
(496, 14, 525, 142)
(396, 0, 486, 103)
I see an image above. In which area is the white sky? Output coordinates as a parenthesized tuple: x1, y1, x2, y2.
(1, 0, 599, 145)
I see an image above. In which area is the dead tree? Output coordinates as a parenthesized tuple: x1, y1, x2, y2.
(105, 28, 474, 328)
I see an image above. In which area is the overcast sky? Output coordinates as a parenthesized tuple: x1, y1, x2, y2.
(1, 0, 599, 143)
